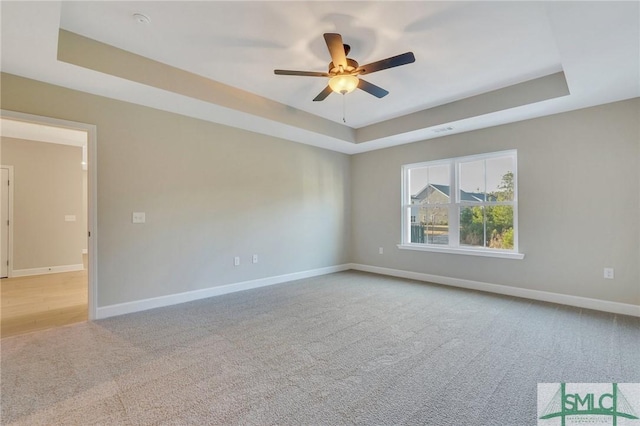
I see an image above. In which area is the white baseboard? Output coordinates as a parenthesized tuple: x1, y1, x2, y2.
(12, 264, 85, 278)
(95, 262, 640, 320)
(348, 263, 640, 317)
(96, 264, 351, 319)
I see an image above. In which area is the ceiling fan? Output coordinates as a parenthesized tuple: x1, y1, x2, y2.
(274, 33, 415, 101)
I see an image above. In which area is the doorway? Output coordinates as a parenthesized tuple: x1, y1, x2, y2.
(0, 110, 97, 336)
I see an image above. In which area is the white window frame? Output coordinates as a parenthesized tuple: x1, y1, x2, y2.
(398, 150, 524, 260)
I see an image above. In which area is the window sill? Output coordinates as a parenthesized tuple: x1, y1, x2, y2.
(397, 244, 525, 260)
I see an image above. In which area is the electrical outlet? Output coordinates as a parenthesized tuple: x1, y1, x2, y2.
(252, 254, 258, 264)
(379, 247, 383, 255)
(234, 256, 240, 266)
(604, 268, 614, 279)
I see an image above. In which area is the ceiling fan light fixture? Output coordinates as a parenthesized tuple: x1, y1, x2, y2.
(329, 75, 359, 95)
(274, 33, 414, 101)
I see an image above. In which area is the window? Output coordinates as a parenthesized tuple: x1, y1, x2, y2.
(399, 150, 523, 259)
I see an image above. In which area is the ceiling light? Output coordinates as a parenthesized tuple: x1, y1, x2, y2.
(133, 13, 150, 24)
(329, 75, 359, 95)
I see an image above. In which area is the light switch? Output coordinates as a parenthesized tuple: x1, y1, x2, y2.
(65, 215, 76, 222)
(132, 212, 146, 224)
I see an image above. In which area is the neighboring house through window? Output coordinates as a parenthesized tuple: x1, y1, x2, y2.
(400, 150, 523, 259)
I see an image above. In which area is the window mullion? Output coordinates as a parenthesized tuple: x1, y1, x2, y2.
(450, 160, 459, 248)
(483, 205, 487, 248)
(402, 166, 409, 244)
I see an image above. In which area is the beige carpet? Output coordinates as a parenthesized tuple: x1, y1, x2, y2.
(2, 271, 639, 425)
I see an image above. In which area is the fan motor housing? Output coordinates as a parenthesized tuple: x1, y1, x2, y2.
(329, 58, 359, 75)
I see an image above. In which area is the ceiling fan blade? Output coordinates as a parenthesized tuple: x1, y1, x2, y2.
(274, 70, 330, 77)
(323, 33, 347, 69)
(313, 85, 333, 102)
(357, 79, 389, 98)
(356, 52, 416, 75)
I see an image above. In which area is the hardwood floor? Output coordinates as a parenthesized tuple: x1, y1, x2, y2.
(1, 265, 88, 338)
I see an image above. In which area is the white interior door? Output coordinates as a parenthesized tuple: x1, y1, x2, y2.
(1, 167, 10, 278)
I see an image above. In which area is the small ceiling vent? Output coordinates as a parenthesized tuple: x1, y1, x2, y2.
(133, 13, 151, 24)
(432, 126, 454, 133)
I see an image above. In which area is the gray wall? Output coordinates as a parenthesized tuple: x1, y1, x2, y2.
(1, 137, 84, 270)
(1, 73, 351, 307)
(2, 73, 638, 309)
(351, 98, 640, 305)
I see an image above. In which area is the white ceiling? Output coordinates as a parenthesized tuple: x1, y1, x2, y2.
(1, 1, 638, 154)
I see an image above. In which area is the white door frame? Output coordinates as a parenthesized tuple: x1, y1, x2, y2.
(1, 109, 98, 321)
(1, 165, 14, 278)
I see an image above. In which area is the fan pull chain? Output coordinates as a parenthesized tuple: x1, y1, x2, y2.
(342, 93, 347, 123)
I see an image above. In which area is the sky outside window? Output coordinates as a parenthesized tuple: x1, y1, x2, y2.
(409, 156, 513, 196)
